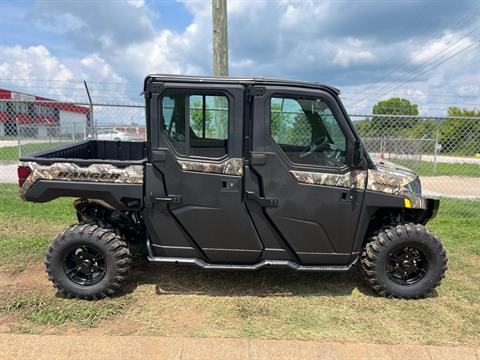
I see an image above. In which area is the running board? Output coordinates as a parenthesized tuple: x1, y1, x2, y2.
(147, 256, 356, 272)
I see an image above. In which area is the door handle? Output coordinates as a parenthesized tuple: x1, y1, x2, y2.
(251, 153, 267, 165)
(154, 195, 182, 204)
(151, 149, 167, 162)
(246, 191, 279, 208)
(221, 179, 239, 192)
(340, 190, 357, 202)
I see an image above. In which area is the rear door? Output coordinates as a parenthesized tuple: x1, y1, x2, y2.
(247, 86, 366, 265)
(143, 82, 262, 263)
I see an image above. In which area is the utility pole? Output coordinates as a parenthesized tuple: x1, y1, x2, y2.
(212, 0, 228, 76)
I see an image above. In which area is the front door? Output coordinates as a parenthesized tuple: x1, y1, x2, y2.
(247, 86, 366, 265)
(143, 82, 262, 263)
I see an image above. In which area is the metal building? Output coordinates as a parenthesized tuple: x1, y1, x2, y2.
(0, 89, 90, 137)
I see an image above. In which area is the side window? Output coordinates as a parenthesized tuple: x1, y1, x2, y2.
(162, 95, 187, 155)
(271, 96, 347, 167)
(161, 93, 229, 158)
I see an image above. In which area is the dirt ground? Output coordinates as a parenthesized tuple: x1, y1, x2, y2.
(421, 176, 480, 198)
(0, 257, 479, 347)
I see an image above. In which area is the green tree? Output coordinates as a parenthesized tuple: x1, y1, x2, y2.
(271, 102, 282, 140)
(447, 106, 480, 118)
(353, 119, 373, 138)
(190, 100, 214, 138)
(372, 97, 419, 135)
(439, 107, 480, 155)
(290, 112, 311, 146)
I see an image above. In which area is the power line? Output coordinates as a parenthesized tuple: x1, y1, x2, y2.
(363, 26, 480, 102)
(356, 38, 480, 107)
(375, 39, 480, 98)
(354, 8, 480, 102)
(343, 93, 480, 100)
(0, 78, 137, 86)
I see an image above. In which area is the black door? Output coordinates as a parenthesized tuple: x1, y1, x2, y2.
(143, 82, 262, 263)
(247, 86, 366, 265)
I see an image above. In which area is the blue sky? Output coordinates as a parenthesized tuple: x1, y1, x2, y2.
(0, 0, 479, 115)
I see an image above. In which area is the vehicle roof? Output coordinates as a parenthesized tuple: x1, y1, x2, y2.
(145, 74, 340, 95)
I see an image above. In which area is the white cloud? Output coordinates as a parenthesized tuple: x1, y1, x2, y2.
(409, 32, 474, 64)
(120, 28, 205, 80)
(0, 45, 129, 102)
(0, 45, 74, 86)
(33, 0, 155, 53)
(333, 39, 376, 68)
(279, 0, 330, 29)
(80, 54, 124, 83)
(2, 0, 478, 116)
(127, 0, 145, 8)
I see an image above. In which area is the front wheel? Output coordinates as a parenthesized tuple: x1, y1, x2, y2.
(45, 223, 131, 300)
(361, 223, 447, 299)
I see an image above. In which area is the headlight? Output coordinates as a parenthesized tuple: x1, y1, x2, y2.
(404, 178, 422, 196)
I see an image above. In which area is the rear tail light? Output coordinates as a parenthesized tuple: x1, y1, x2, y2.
(17, 166, 32, 188)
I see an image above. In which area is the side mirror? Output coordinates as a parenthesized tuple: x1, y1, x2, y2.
(352, 140, 363, 167)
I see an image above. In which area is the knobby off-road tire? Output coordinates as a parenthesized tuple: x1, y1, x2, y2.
(361, 223, 447, 299)
(45, 223, 131, 300)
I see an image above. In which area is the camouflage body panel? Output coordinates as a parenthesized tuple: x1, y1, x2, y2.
(290, 158, 426, 209)
(366, 160, 416, 194)
(367, 159, 426, 209)
(19, 162, 143, 200)
(290, 170, 366, 189)
(177, 158, 244, 176)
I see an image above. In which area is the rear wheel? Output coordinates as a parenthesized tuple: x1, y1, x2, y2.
(361, 223, 447, 299)
(45, 223, 131, 300)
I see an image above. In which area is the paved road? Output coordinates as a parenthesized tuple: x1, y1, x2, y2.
(370, 152, 480, 165)
(0, 162, 18, 183)
(421, 176, 480, 199)
(0, 334, 478, 360)
(0, 139, 54, 148)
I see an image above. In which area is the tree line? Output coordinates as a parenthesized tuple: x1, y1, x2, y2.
(354, 97, 480, 156)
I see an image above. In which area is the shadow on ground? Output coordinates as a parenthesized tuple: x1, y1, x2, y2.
(120, 259, 378, 298)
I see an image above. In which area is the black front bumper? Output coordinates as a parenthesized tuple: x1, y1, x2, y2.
(425, 197, 440, 221)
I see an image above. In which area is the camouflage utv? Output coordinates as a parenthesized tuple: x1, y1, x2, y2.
(18, 75, 447, 300)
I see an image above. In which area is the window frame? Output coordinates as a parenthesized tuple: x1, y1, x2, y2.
(268, 92, 351, 172)
(159, 89, 231, 161)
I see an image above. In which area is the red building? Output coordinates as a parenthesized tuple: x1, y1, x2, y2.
(0, 89, 90, 137)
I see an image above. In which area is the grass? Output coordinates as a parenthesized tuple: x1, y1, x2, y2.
(0, 142, 66, 161)
(0, 185, 73, 270)
(0, 294, 131, 329)
(0, 189, 479, 345)
(388, 158, 480, 177)
(0, 296, 130, 328)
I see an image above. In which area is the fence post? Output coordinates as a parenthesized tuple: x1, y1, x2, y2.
(380, 136, 385, 160)
(433, 120, 439, 174)
(17, 120, 21, 160)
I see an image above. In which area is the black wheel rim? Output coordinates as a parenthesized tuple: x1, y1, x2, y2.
(386, 246, 429, 285)
(63, 245, 106, 286)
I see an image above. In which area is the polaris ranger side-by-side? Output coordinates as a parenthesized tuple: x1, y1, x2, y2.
(18, 75, 447, 299)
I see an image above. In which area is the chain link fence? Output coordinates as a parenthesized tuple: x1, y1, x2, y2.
(352, 114, 480, 212)
(1, 99, 479, 216)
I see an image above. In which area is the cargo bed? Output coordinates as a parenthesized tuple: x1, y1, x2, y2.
(20, 140, 147, 165)
(19, 140, 146, 209)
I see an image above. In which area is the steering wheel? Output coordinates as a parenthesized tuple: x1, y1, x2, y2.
(299, 136, 329, 159)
